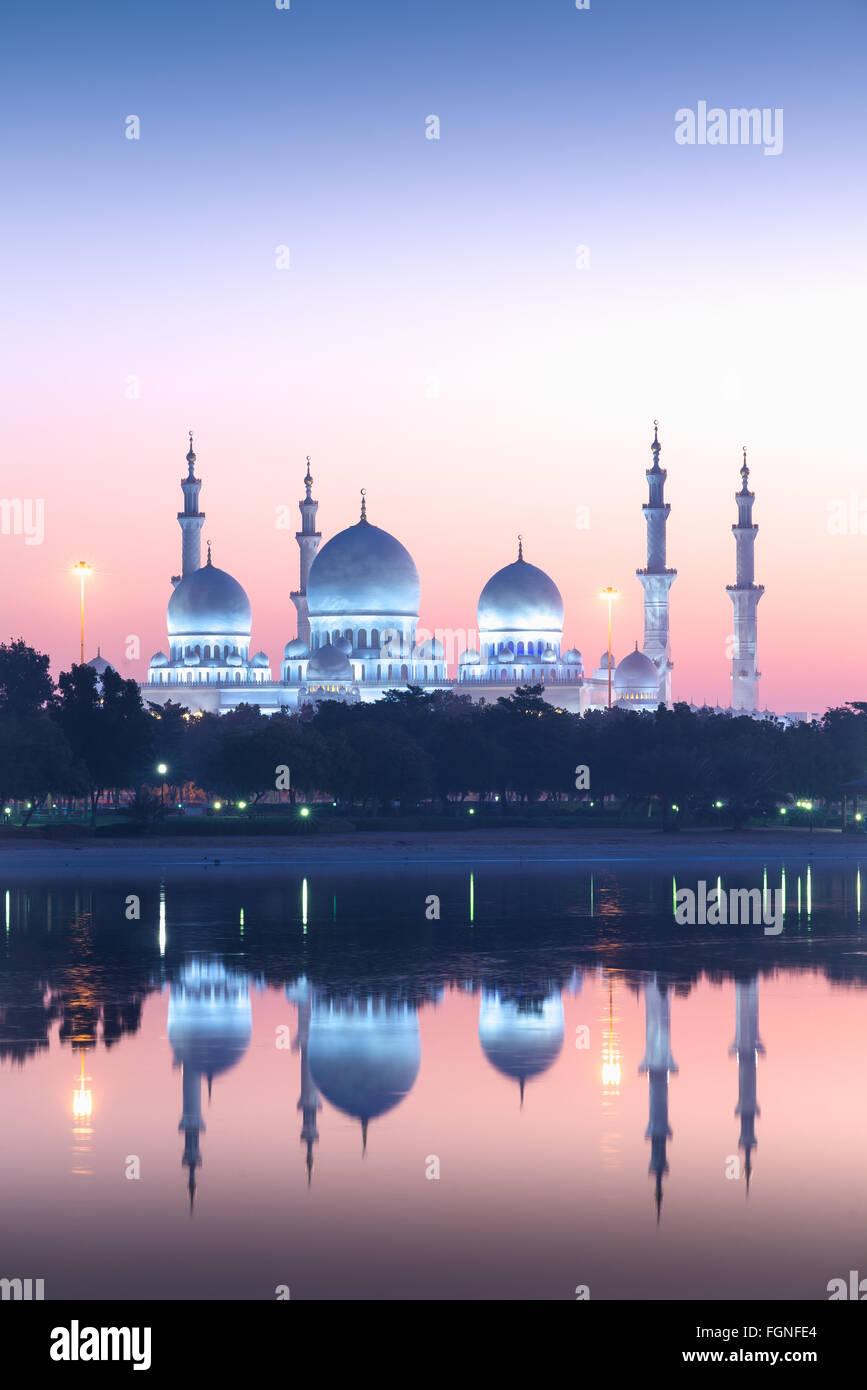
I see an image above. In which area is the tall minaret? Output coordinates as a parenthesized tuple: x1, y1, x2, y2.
(173, 432, 206, 588)
(290, 458, 322, 647)
(636, 422, 676, 705)
(638, 975, 678, 1221)
(726, 449, 764, 712)
(729, 976, 764, 1191)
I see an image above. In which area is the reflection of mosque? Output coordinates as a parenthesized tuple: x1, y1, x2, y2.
(167, 959, 254, 1209)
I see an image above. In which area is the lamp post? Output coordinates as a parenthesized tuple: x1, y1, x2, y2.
(157, 763, 167, 808)
(72, 561, 93, 665)
(600, 587, 619, 709)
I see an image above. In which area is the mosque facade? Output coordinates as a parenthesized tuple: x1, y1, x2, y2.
(140, 426, 763, 716)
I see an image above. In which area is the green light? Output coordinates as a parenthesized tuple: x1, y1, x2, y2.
(157, 763, 167, 776)
(214, 801, 222, 810)
(780, 807, 787, 815)
(238, 800, 247, 810)
(714, 800, 723, 809)
(468, 807, 475, 815)
(300, 806, 310, 818)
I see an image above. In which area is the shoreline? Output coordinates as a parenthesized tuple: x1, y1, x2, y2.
(0, 826, 864, 875)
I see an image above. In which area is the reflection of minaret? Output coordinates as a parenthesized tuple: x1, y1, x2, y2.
(636, 422, 676, 705)
(726, 449, 764, 712)
(638, 976, 678, 1221)
(173, 433, 206, 588)
(290, 459, 322, 647)
(167, 959, 252, 1211)
(729, 977, 764, 1191)
(286, 979, 322, 1183)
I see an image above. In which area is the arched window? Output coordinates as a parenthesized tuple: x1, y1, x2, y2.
(332, 629, 340, 644)
(377, 664, 382, 680)
(507, 641, 514, 653)
(388, 665, 393, 680)
(423, 665, 428, 680)
(517, 642, 524, 656)
(344, 628, 352, 643)
(235, 671, 241, 684)
(371, 629, 380, 649)
(358, 629, 367, 649)
(401, 664, 408, 680)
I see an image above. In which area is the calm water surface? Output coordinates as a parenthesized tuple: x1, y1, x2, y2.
(1, 857, 866, 1300)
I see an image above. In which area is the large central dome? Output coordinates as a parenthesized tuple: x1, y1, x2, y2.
(167, 561, 252, 637)
(477, 552, 564, 634)
(307, 516, 420, 618)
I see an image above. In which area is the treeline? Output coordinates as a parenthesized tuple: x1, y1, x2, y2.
(0, 639, 865, 827)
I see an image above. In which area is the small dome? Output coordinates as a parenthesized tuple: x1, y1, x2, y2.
(540, 645, 557, 663)
(614, 644, 659, 694)
(599, 651, 615, 669)
(307, 517, 420, 619)
(226, 653, 243, 667)
(308, 998, 421, 1123)
(459, 648, 481, 665)
(413, 637, 444, 661)
(251, 651, 269, 668)
(150, 651, 169, 668)
(334, 635, 353, 654)
(284, 637, 309, 659)
(307, 644, 354, 681)
(183, 653, 200, 666)
(167, 561, 252, 638)
(563, 648, 583, 665)
(478, 553, 564, 635)
(86, 649, 113, 676)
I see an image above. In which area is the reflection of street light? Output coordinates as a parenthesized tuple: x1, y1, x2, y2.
(72, 1051, 93, 1119)
(156, 762, 167, 807)
(599, 587, 619, 709)
(71, 561, 93, 665)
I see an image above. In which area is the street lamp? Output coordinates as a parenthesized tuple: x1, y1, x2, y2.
(71, 561, 93, 665)
(599, 587, 619, 709)
(156, 763, 167, 807)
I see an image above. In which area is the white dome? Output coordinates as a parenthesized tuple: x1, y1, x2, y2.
(459, 648, 481, 665)
(150, 651, 169, 668)
(563, 648, 583, 665)
(251, 651, 269, 668)
(307, 515, 420, 619)
(307, 644, 354, 681)
(614, 645, 659, 695)
(284, 637, 309, 659)
(540, 645, 557, 662)
(478, 553, 564, 635)
(334, 635, 352, 654)
(167, 559, 252, 638)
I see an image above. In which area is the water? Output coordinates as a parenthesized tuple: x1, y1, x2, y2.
(1, 856, 866, 1300)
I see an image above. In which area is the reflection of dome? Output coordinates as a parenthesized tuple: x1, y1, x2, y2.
(307, 518, 420, 618)
(306, 645, 354, 681)
(459, 648, 481, 665)
(167, 959, 252, 1079)
(309, 998, 421, 1123)
(614, 644, 659, 695)
(167, 561, 252, 637)
(478, 556, 564, 634)
(284, 637, 309, 659)
(479, 991, 565, 1088)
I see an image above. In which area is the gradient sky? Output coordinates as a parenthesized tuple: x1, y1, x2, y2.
(2, 0, 865, 709)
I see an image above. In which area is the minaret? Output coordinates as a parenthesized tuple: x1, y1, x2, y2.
(636, 422, 676, 704)
(290, 458, 322, 647)
(173, 432, 206, 588)
(729, 976, 764, 1191)
(638, 975, 678, 1221)
(726, 449, 764, 712)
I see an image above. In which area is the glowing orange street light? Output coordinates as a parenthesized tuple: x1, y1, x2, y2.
(71, 561, 93, 665)
(599, 587, 619, 709)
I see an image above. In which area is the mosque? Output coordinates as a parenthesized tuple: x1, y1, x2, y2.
(140, 426, 764, 715)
